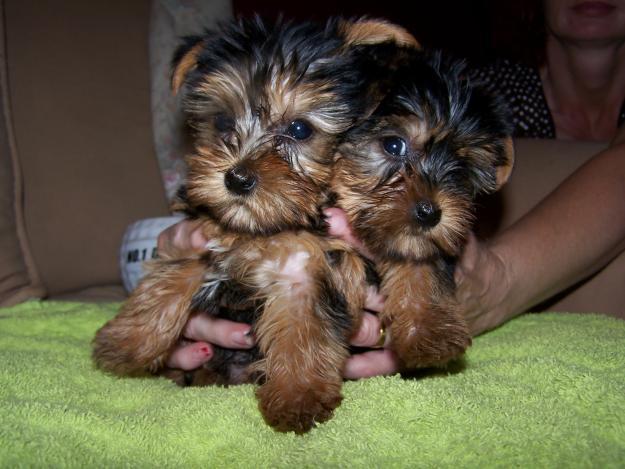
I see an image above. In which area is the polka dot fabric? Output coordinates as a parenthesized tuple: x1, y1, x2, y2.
(472, 59, 625, 139)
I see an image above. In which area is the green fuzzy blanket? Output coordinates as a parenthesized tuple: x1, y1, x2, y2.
(1, 301, 624, 467)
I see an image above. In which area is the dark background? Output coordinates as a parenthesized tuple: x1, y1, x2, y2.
(234, 0, 546, 67)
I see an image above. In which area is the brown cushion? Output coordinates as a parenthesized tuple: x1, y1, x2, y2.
(0, 2, 44, 306)
(478, 138, 624, 318)
(5, 0, 169, 296)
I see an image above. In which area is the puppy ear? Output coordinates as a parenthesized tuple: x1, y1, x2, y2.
(465, 137, 515, 194)
(171, 38, 204, 95)
(341, 18, 420, 48)
(495, 137, 515, 189)
(461, 84, 515, 193)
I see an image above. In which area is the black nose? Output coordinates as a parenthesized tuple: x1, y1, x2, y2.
(224, 165, 257, 195)
(413, 200, 441, 228)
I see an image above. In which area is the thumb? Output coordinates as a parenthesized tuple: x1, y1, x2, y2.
(323, 207, 374, 259)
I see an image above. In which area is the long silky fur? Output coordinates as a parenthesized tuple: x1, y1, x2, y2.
(93, 16, 413, 434)
(332, 48, 514, 368)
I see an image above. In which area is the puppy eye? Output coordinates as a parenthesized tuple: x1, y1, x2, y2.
(286, 119, 313, 140)
(214, 114, 235, 133)
(382, 136, 407, 157)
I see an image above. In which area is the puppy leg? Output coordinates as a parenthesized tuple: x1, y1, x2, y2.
(380, 262, 471, 369)
(254, 289, 348, 434)
(93, 258, 216, 375)
(324, 242, 371, 323)
(228, 235, 365, 433)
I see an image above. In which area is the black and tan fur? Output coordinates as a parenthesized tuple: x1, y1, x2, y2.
(93, 17, 416, 434)
(332, 50, 514, 368)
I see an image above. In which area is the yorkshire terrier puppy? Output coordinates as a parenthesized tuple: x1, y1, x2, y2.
(332, 50, 514, 369)
(93, 17, 415, 434)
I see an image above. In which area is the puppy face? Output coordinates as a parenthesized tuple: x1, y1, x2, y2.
(172, 18, 408, 235)
(333, 51, 514, 260)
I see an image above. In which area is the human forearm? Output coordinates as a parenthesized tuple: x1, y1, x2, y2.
(490, 139, 625, 318)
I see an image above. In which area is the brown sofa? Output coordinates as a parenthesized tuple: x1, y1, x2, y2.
(0, 0, 168, 304)
(0, 1, 622, 319)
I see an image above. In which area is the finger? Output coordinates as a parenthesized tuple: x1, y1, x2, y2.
(171, 220, 206, 252)
(323, 207, 351, 237)
(157, 220, 207, 258)
(344, 349, 399, 379)
(189, 225, 209, 251)
(364, 286, 385, 313)
(350, 311, 385, 347)
(183, 314, 255, 349)
(323, 208, 373, 259)
(156, 224, 177, 255)
(166, 341, 213, 370)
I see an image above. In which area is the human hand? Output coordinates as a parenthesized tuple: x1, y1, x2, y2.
(164, 279, 395, 375)
(161, 214, 399, 377)
(324, 208, 400, 379)
(166, 305, 400, 377)
(157, 218, 208, 259)
(327, 210, 514, 338)
(166, 314, 255, 369)
(325, 209, 512, 373)
(454, 232, 512, 336)
(156, 219, 256, 369)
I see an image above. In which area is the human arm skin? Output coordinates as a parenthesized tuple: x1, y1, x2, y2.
(456, 128, 625, 335)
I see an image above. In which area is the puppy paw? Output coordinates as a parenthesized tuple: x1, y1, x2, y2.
(256, 380, 343, 434)
(389, 309, 471, 369)
(92, 327, 153, 376)
(92, 337, 165, 376)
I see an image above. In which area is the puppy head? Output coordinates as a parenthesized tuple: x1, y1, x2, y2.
(171, 17, 416, 235)
(333, 51, 514, 260)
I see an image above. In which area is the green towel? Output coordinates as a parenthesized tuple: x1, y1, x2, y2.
(1, 301, 624, 467)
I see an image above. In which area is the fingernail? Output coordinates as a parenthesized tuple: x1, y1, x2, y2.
(232, 329, 255, 347)
(191, 231, 208, 250)
(193, 344, 212, 362)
